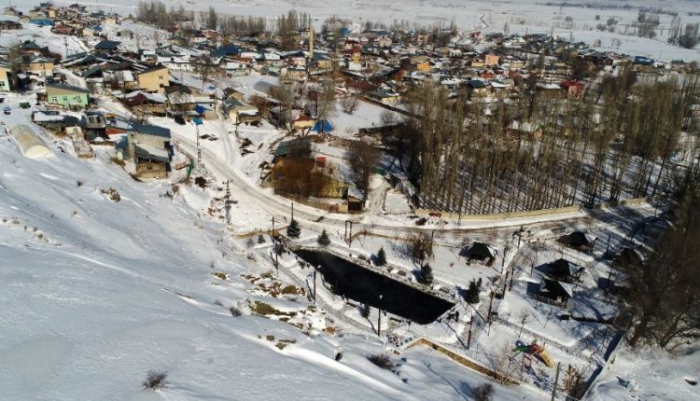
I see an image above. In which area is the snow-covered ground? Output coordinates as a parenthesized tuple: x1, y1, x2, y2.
(0, 93, 549, 401)
(2, 1, 699, 398)
(5, 0, 700, 61)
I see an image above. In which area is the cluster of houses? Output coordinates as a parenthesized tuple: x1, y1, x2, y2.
(2, 2, 698, 182)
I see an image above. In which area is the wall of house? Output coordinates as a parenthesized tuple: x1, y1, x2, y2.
(134, 133, 169, 149)
(136, 161, 167, 178)
(138, 69, 170, 93)
(0, 67, 11, 91)
(27, 61, 54, 76)
(46, 88, 89, 108)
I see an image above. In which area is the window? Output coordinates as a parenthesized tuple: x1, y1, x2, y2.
(50, 97, 58, 102)
(62, 96, 68, 101)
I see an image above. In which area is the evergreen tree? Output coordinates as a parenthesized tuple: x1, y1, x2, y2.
(419, 264, 434, 285)
(466, 279, 481, 304)
(361, 304, 370, 318)
(376, 247, 387, 266)
(317, 229, 330, 246)
(287, 219, 301, 238)
(257, 234, 265, 244)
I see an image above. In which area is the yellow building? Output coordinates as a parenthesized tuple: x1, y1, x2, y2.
(0, 64, 12, 91)
(137, 65, 169, 93)
(27, 58, 54, 77)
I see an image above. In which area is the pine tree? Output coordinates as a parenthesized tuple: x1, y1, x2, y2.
(376, 247, 387, 266)
(466, 279, 480, 304)
(317, 229, 330, 246)
(419, 264, 434, 285)
(287, 219, 301, 238)
(257, 234, 265, 244)
(361, 304, 370, 318)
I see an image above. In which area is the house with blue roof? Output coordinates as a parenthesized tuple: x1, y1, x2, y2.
(94, 40, 121, 53)
(210, 45, 240, 59)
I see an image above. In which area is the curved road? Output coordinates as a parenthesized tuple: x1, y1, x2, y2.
(172, 119, 656, 242)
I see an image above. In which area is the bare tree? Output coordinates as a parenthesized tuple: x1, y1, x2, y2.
(380, 110, 396, 126)
(190, 55, 215, 91)
(517, 309, 531, 337)
(307, 80, 336, 128)
(340, 95, 359, 114)
(623, 187, 700, 349)
(347, 139, 382, 206)
(405, 232, 434, 267)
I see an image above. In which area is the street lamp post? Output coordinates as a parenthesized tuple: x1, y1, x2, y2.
(377, 294, 383, 337)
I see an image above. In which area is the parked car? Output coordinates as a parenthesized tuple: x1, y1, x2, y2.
(3, 106, 11, 115)
(173, 114, 186, 125)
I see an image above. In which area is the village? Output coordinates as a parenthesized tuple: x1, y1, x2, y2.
(1, 2, 699, 401)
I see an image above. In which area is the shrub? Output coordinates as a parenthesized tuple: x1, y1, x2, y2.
(194, 176, 207, 188)
(317, 229, 330, 246)
(367, 354, 393, 370)
(376, 247, 387, 266)
(229, 306, 243, 316)
(466, 278, 481, 304)
(143, 370, 168, 390)
(418, 264, 434, 285)
(473, 383, 494, 401)
(360, 304, 370, 318)
(287, 219, 301, 238)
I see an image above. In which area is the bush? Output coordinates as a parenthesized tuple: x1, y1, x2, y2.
(287, 219, 301, 238)
(418, 264, 434, 285)
(194, 176, 207, 188)
(367, 354, 393, 370)
(361, 304, 370, 318)
(376, 247, 387, 266)
(230, 306, 243, 316)
(317, 229, 330, 246)
(473, 383, 494, 401)
(143, 370, 168, 390)
(466, 278, 481, 304)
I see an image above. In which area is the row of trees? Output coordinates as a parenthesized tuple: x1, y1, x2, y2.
(623, 166, 700, 349)
(668, 17, 700, 49)
(276, 10, 312, 50)
(136, 1, 266, 37)
(396, 70, 700, 215)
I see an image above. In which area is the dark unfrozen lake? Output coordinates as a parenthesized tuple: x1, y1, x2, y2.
(294, 250, 454, 325)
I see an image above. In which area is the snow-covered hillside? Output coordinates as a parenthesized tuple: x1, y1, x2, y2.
(0, 102, 540, 399)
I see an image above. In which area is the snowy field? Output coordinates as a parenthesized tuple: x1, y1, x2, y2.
(3, 0, 700, 61)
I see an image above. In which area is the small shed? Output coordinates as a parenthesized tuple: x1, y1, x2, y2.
(559, 231, 596, 251)
(9, 125, 52, 159)
(462, 242, 498, 263)
(535, 278, 572, 307)
(548, 258, 585, 282)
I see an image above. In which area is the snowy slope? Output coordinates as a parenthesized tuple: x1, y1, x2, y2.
(0, 102, 539, 400)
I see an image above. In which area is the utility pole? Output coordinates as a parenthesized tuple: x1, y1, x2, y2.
(377, 294, 383, 337)
(313, 268, 318, 301)
(467, 318, 473, 349)
(196, 124, 201, 164)
(551, 362, 561, 401)
(291, 202, 294, 221)
(487, 291, 495, 323)
(224, 180, 231, 224)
